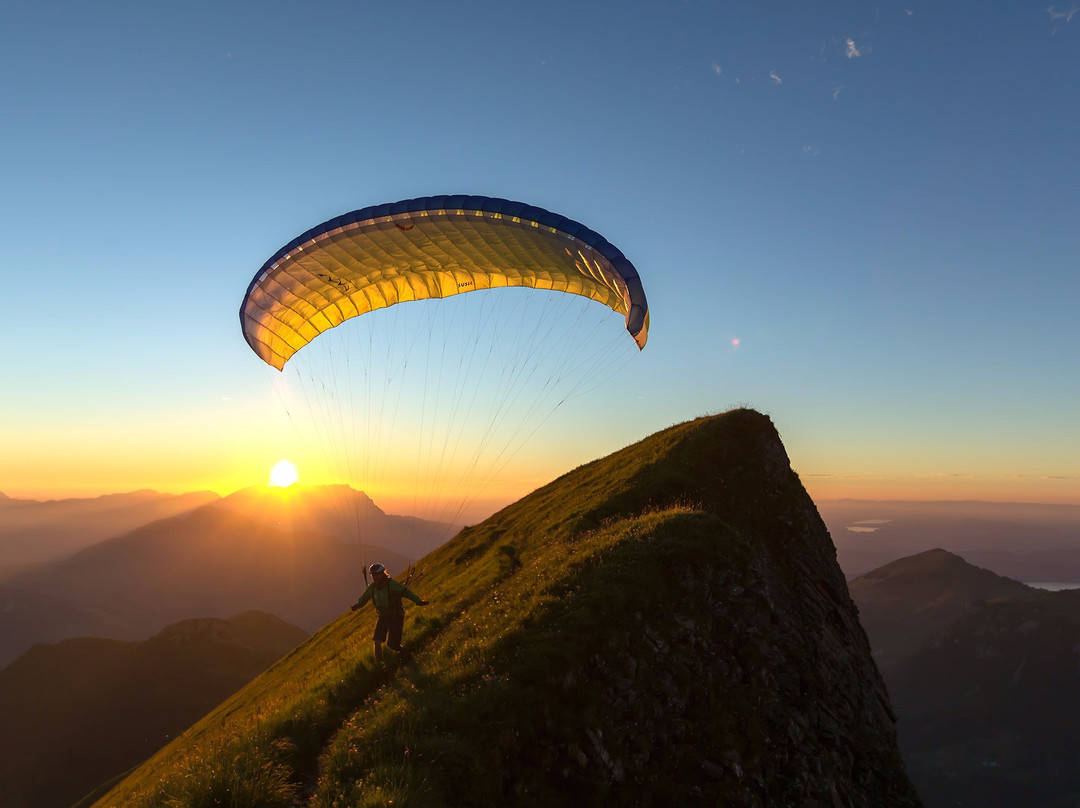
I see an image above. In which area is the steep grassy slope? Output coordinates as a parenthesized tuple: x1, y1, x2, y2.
(88, 409, 920, 808)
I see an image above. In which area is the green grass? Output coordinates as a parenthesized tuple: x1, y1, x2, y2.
(90, 409, 785, 808)
(161, 736, 299, 808)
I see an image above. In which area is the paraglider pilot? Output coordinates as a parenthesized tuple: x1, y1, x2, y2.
(351, 562, 428, 663)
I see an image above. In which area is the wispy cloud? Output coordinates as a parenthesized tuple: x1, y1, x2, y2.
(832, 85, 844, 101)
(1011, 473, 1080, 480)
(769, 70, 782, 84)
(845, 38, 862, 58)
(1047, 5, 1078, 22)
(847, 520, 894, 534)
(801, 474, 888, 480)
(915, 473, 978, 479)
(711, 61, 723, 77)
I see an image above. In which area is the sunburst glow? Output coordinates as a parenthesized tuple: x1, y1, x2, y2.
(269, 459, 299, 488)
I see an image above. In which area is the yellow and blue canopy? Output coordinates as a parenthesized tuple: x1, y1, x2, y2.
(240, 195, 649, 370)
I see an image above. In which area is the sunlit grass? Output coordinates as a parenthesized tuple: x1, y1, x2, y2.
(90, 411, 770, 808)
(162, 737, 298, 808)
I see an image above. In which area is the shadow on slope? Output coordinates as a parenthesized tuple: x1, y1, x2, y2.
(89, 409, 920, 808)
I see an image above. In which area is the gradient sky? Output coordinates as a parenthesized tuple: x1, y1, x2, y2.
(2, 1, 1078, 510)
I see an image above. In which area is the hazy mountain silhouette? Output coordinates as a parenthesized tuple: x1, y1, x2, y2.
(849, 549, 1080, 807)
(214, 484, 457, 560)
(820, 500, 1080, 581)
(90, 410, 921, 807)
(0, 611, 307, 808)
(0, 487, 440, 667)
(848, 548, 1032, 673)
(0, 489, 219, 570)
(0, 585, 114, 667)
(890, 588, 1080, 807)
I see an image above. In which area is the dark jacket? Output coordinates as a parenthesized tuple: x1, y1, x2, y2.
(353, 578, 422, 615)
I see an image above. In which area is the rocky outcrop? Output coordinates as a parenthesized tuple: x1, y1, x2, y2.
(91, 409, 922, 808)
(510, 410, 922, 806)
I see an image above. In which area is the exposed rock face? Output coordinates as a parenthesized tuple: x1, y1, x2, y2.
(91, 409, 923, 808)
(523, 410, 923, 806)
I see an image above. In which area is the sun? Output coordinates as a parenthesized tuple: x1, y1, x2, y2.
(269, 459, 300, 488)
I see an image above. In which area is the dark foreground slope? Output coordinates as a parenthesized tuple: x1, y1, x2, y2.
(889, 587, 1080, 808)
(0, 612, 307, 808)
(91, 409, 920, 808)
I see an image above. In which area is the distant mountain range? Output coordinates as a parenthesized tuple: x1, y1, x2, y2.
(0, 611, 308, 808)
(214, 484, 458, 560)
(0, 489, 219, 569)
(848, 549, 1080, 807)
(5, 480, 1076, 805)
(89, 409, 922, 807)
(848, 548, 1032, 674)
(820, 499, 1080, 581)
(0, 485, 449, 668)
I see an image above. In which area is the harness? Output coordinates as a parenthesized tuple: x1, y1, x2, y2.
(373, 580, 404, 614)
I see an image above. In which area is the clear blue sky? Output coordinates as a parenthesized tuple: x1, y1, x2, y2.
(2, 1, 1077, 506)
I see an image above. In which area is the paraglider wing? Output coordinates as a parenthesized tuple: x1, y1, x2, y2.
(240, 195, 649, 370)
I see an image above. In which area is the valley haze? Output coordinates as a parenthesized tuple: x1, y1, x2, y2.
(76, 408, 924, 807)
(5, 487, 1076, 584)
(2, 410, 1077, 806)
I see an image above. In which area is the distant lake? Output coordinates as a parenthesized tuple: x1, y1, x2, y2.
(1027, 582, 1080, 591)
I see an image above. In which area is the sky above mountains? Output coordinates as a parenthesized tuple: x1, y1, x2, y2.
(3, 1, 1077, 507)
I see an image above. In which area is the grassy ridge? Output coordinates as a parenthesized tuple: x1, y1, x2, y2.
(310, 507, 737, 807)
(88, 410, 810, 807)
